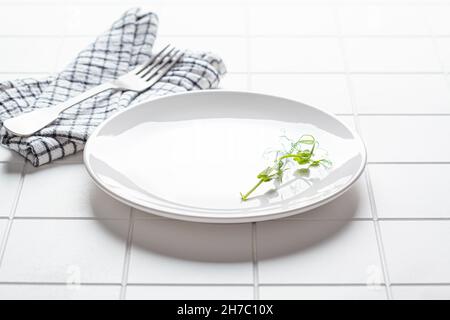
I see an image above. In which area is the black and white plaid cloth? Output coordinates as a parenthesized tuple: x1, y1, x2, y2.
(0, 8, 226, 166)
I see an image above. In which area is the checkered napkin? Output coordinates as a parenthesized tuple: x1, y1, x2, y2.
(0, 8, 226, 166)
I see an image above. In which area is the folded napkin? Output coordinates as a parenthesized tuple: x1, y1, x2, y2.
(0, 8, 226, 166)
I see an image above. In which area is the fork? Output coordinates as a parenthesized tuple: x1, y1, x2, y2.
(4, 45, 183, 137)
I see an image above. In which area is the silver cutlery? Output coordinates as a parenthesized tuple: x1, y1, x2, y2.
(4, 44, 183, 137)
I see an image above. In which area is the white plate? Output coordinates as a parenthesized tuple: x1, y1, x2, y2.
(84, 90, 366, 223)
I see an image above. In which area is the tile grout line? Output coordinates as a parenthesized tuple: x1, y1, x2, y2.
(363, 169, 393, 299)
(0, 161, 26, 268)
(1, 281, 450, 286)
(4, 160, 450, 167)
(4, 71, 450, 76)
(333, 6, 393, 300)
(7, 281, 450, 287)
(0, 1, 448, 5)
(244, 0, 252, 91)
(245, 0, 258, 301)
(251, 222, 259, 300)
(368, 161, 450, 164)
(9, 34, 450, 39)
(119, 208, 135, 300)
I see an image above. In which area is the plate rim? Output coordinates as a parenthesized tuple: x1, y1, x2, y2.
(84, 89, 367, 223)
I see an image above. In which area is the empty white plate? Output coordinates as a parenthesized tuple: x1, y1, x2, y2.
(84, 90, 366, 223)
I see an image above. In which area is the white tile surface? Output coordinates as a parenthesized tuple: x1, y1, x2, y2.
(351, 74, 450, 114)
(16, 164, 130, 218)
(0, 3, 245, 37)
(0, 163, 22, 217)
(251, 74, 352, 114)
(0, 37, 62, 72)
(344, 38, 441, 72)
(338, 5, 428, 35)
(126, 285, 254, 300)
(219, 73, 248, 90)
(359, 116, 450, 162)
(158, 4, 246, 36)
(249, 5, 337, 35)
(391, 285, 450, 300)
(426, 5, 450, 36)
(435, 38, 450, 72)
(337, 115, 356, 130)
(0, 219, 129, 283)
(0, 284, 121, 300)
(160, 36, 247, 72)
(0, 4, 132, 36)
(380, 221, 450, 284)
(257, 221, 382, 284)
(128, 219, 253, 284)
(0, 219, 8, 240)
(259, 285, 387, 300)
(250, 38, 344, 72)
(287, 176, 372, 220)
(370, 164, 450, 218)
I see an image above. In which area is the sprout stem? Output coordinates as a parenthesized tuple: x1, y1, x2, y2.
(240, 179, 264, 201)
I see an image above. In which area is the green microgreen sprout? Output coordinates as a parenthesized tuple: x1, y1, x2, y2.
(240, 134, 331, 201)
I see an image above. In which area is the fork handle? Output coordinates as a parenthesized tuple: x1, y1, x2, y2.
(3, 82, 118, 136)
(52, 82, 117, 114)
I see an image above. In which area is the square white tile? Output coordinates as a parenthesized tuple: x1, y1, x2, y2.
(0, 4, 133, 36)
(0, 284, 121, 300)
(0, 37, 61, 73)
(250, 38, 344, 72)
(128, 219, 253, 284)
(338, 5, 428, 35)
(380, 221, 450, 283)
(286, 175, 372, 220)
(257, 221, 382, 284)
(359, 116, 450, 162)
(249, 5, 337, 35)
(0, 145, 25, 163)
(126, 285, 254, 300)
(160, 36, 247, 72)
(158, 4, 246, 36)
(344, 38, 441, 72)
(426, 5, 450, 36)
(251, 74, 352, 114)
(391, 285, 450, 300)
(0, 4, 66, 36)
(351, 74, 450, 114)
(0, 163, 23, 217)
(370, 164, 450, 218)
(259, 285, 387, 300)
(63, 4, 139, 36)
(16, 164, 130, 218)
(0, 219, 129, 283)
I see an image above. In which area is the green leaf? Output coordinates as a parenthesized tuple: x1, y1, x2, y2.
(240, 134, 330, 200)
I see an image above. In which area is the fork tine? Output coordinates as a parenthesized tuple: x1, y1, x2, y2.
(144, 51, 184, 83)
(142, 49, 180, 81)
(133, 44, 171, 75)
(139, 47, 178, 78)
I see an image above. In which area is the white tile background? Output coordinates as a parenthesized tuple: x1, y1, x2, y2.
(1, 0, 450, 300)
